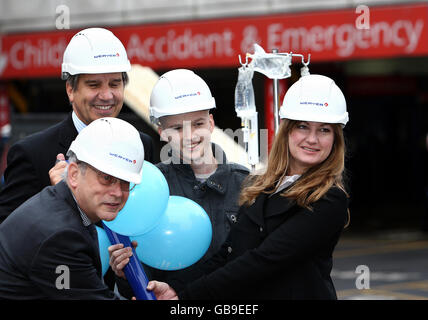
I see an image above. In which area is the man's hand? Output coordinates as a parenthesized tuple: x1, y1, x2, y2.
(147, 281, 179, 300)
(108, 241, 137, 279)
(49, 153, 67, 185)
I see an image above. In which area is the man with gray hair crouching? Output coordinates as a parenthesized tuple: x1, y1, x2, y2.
(0, 117, 144, 299)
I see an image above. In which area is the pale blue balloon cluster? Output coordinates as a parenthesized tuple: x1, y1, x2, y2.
(97, 161, 212, 275)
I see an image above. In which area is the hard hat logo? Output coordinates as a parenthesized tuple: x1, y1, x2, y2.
(175, 92, 202, 100)
(108, 152, 136, 164)
(300, 101, 326, 107)
(93, 53, 121, 59)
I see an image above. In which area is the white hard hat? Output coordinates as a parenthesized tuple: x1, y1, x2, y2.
(67, 117, 144, 184)
(149, 69, 216, 123)
(279, 74, 348, 126)
(61, 28, 131, 79)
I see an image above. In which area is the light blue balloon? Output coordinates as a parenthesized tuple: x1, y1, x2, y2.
(131, 195, 212, 271)
(96, 226, 111, 276)
(104, 161, 169, 236)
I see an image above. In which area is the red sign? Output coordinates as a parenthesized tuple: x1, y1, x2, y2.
(0, 3, 427, 79)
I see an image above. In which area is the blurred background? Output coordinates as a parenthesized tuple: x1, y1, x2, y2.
(1, 3, 428, 297)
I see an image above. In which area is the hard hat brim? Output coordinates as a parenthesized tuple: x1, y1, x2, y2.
(280, 110, 349, 126)
(62, 62, 131, 76)
(150, 97, 216, 120)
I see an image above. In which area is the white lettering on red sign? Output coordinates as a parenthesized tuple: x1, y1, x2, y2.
(9, 38, 67, 70)
(126, 29, 234, 62)
(267, 19, 424, 57)
(0, 4, 426, 79)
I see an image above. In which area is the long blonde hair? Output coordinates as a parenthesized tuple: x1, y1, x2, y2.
(239, 119, 348, 209)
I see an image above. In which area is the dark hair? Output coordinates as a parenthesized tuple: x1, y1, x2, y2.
(63, 72, 129, 91)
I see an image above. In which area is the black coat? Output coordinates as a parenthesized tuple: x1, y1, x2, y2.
(178, 187, 348, 300)
(0, 181, 117, 299)
(0, 113, 155, 224)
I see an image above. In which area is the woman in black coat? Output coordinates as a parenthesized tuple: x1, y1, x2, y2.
(114, 74, 350, 299)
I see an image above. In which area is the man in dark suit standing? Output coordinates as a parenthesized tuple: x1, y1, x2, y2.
(0, 28, 155, 224)
(0, 117, 144, 299)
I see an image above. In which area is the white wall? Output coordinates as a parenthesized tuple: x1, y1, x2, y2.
(0, 0, 425, 33)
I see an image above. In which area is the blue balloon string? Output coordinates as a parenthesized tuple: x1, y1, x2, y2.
(102, 222, 156, 300)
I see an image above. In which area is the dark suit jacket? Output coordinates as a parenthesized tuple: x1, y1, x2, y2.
(178, 187, 348, 300)
(0, 180, 117, 299)
(0, 113, 155, 224)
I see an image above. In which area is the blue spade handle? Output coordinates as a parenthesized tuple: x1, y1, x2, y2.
(102, 223, 156, 300)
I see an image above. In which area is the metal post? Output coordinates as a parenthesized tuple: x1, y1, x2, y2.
(271, 48, 280, 135)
